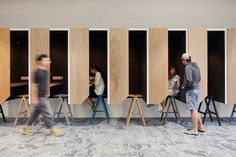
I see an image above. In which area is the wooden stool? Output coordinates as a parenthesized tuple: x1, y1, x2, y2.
(125, 94, 146, 127)
(52, 94, 74, 126)
(160, 96, 182, 125)
(13, 94, 30, 127)
(229, 104, 236, 122)
(0, 104, 6, 122)
(91, 95, 110, 123)
(198, 96, 221, 126)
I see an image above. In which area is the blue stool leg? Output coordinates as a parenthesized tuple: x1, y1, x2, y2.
(91, 97, 100, 123)
(229, 104, 236, 122)
(101, 97, 110, 123)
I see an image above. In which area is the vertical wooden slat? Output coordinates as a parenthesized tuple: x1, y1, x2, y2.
(0, 28, 10, 104)
(148, 28, 168, 104)
(188, 28, 207, 102)
(227, 28, 236, 104)
(30, 29, 50, 102)
(69, 28, 89, 104)
(109, 28, 129, 104)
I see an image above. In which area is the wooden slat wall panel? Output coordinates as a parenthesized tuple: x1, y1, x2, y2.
(188, 28, 207, 102)
(69, 28, 89, 104)
(0, 29, 10, 104)
(109, 28, 129, 104)
(30, 29, 50, 102)
(227, 28, 236, 104)
(148, 28, 168, 104)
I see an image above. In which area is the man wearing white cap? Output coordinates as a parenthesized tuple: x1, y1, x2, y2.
(181, 53, 205, 136)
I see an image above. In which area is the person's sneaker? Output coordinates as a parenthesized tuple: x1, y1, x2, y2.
(50, 128, 63, 137)
(20, 128, 33, 136)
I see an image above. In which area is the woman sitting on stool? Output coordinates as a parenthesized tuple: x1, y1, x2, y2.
(148, 66, 180, 112)
(86, 64, 105, 109)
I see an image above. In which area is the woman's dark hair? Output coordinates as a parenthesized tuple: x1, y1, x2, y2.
(36, 54, 48, 62)
(90, 64, 99, 71)
(169, 66, 177, 79)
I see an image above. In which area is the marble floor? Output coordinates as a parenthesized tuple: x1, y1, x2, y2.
(0, 118, 236, 157)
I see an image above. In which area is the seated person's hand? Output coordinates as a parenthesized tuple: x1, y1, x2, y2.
(89, 81, 94, 86)
(89, 76, 94, 81)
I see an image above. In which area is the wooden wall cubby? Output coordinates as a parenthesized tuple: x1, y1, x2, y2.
(168, 30, 186, 84)
(129, 30, 147, 101)
(50, 30, 68, 96)
(188, 28, 208, 102)
(30, 28, 50, 102)
(227, 28, 236, 104)
(148, 28, 168, 104)
(0, 28, 10, 104)
(10, 30, 29, 99)
(208, 31, 225, 103)
(109, 28, 129, 104)
(69, 28, 89, 105)
(89, 30, 107, 98)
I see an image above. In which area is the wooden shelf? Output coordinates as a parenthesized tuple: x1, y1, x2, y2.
(11, 82, 28, 87)
(50, 82, 64, 87)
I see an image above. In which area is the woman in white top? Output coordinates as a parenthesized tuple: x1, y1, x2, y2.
(160, 66, 180, 112)
(168, 67, 180, 96)
(86, 64, 105, 108)
(147, 66, 180, 112)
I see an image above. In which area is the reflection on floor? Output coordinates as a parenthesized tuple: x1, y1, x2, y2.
(0, 118, 236, 157)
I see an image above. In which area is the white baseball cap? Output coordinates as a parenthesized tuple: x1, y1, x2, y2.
(182, 53, 191, 60)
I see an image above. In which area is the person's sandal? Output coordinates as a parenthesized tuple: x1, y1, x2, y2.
(184, 130, 198, 136)
(198, 129, 206, 133)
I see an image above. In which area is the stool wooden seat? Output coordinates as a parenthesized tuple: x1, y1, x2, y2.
(13, 94, 30, 127)
(52, 94, 74, 126)
(125, 94, 146, 127)
(160, 96, 181, 125)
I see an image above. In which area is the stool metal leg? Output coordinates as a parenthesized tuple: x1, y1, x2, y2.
(171, 99, 178, 120)
(52, 97, 63, 123)
(172, 97, 181, 124)
(212, 99, 221, 126)
(160, 96, 169, 121)
(61, 98, 70, 126)
(229, 104, 236, 122)
(101, 97, 110, 123)
(163, 98, 172, 125)
(66, 98, 74, 124)
(207, 98, 214, 122)
(0, 105, 6, 122)
(202, 98, 210, 124)
(199, 97, 221, 126)
(174, 99, 182, 124)
(91, 97, 101, 123)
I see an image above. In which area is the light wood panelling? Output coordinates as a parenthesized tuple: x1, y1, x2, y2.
(227, 28, 236, 104)
(69, 28, 89, 104)
(188, 28, 207, 102)
(30, 29, 50, 102)
(0, 29, 10, 104)
(148, 28, 168, 104)
(109, 28, 129, 104)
